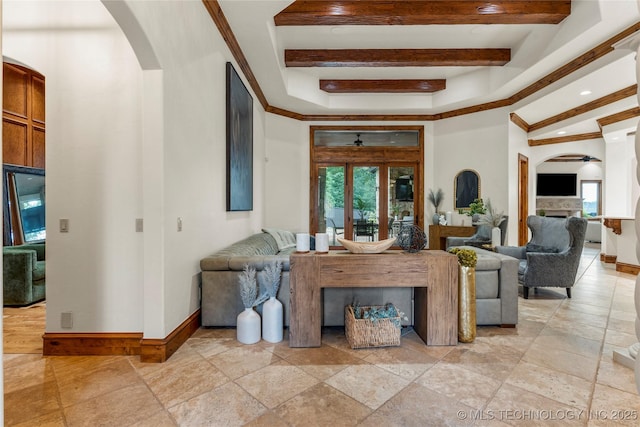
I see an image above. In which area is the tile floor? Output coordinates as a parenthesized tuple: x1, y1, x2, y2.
(4, 244, 640, 426)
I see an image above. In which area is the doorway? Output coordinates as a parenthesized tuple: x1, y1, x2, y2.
(310, 126, 424, 247)
(2, 61, 47, 354)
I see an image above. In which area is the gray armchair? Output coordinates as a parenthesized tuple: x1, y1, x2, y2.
(496, 216, 587, 299)
(446, 216, 508, 249)
(3, 243, 46, 306)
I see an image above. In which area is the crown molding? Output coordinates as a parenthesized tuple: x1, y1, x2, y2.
(204, 1, 640, 134)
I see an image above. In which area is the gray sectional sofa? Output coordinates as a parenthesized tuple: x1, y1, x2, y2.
(200, 231, 518, 328)
(199, 230, 413, 327)
(458, 246, 519, 326)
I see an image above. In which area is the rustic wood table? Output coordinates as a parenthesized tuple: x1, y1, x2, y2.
(289, 250, 458, 347)
(428, 224, 476, 250)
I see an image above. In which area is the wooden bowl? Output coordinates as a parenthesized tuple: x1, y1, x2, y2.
(337, 237, 397, 254)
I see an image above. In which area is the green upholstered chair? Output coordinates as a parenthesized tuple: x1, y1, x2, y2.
(3, 243, 45, 306)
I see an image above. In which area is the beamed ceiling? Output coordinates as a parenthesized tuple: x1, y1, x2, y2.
(206, 0, 640, 146)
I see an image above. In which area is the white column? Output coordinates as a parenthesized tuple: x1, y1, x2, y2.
(611, 29, 640, 394)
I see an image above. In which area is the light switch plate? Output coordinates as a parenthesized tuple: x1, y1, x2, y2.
(61, 311, 73, 328)
(60, 219, 69, 233)
(177, 217, 183, 232)
(136, 218, 143, 232)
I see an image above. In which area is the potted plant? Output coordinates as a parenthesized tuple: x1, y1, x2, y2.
(466, 198, 486, 223)
(427, 188, 444, 225)
(448, 247, 477, 343)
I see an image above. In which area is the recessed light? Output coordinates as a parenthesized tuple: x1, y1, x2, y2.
(477, 4, 504, 14)
(557, 131, 567, 135)
(580, 90, 592, 96)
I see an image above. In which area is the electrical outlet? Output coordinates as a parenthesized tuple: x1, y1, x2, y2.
(177, 217, 183, 232)
(136, 218, 143, 232)
(61, 311, 73, 328)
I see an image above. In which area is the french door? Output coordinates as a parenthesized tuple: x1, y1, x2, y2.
(314, 161, 420, 247)
(310, 126, 424, 248)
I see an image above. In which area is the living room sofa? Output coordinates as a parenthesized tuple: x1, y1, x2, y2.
(3, 243, 46, 306)
(456, 245, 519, 326)
(200, 230, 414, 327)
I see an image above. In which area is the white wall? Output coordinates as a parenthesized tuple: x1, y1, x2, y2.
(130, 0, 267, 334)
(433, 108, 510, 221)
(605, 137, 638, 217)
(264, 114, 308, 232)
(3, 0, 144, 332)
(2, 0, 268, 337)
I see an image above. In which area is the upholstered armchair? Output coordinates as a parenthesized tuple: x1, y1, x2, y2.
(3, 243, 46, 306)
(446, 216, 508, 249)
(496, 216, 587, 299)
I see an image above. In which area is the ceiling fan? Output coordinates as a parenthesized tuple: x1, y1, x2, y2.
(548, 154, 601, 162)
(353, 133, 364, 147)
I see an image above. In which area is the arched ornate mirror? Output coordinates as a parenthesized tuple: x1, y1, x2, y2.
(454, 169, 480, 210)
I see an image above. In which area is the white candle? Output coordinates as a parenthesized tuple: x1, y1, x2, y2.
(296, 233, 310, 252)
(445, 211, 452, 226)
(315, 233, 329, 253)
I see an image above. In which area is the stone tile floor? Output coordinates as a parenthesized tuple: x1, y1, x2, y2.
(4, 244, 640, 426)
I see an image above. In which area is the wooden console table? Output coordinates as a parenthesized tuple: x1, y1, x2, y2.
(428, 225, 476, 250)
(289, 250, 458, 347)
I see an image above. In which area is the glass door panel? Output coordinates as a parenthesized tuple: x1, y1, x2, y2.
(352, 166, 380, 241)
(388, 166, 415, 237)
(317, 166, 345, 245)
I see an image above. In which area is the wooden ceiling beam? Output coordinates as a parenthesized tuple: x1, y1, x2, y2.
(274, 1, 571, 26)
(528, 85, 637, 132)
(528, 132, 602, 147)
(597, 107, 640, 128)
(285, 49, 510, 67)
(510, 113, 530, 132)
(319, 79, 446, 93)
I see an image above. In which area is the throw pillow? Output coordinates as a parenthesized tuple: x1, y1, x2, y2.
(525, 243, 559, 253)
(262, 228, 297, 251)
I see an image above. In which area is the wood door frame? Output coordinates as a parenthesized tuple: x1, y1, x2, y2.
(518, 153, 529, 245)
(309, 125, 424, 244)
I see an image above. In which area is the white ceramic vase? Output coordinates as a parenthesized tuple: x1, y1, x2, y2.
(237, 308, 261, 344)
(262, 297, 283, 343)
(491, 226, 501, 247)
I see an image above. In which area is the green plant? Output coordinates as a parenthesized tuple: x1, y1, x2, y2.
(354, 196, 372, 220)
(466, 198, 486, 217)
(448, 247, 478, 268)
(477, 199, 504, 227)
(427, 188, 444, 212)
(538, 209, 546, 216)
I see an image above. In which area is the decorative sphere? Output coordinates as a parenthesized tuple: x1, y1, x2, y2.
(397, 225, 427, 253)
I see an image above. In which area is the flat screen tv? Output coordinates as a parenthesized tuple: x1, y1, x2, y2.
(395, 178, 413, 201)
(536, 173, 577, 196)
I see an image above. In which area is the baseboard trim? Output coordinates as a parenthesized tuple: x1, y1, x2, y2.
(140, 309, 201, 363)
(601, 253, 617, 263)
(616, 262, 640, 276)
(42, 309, 201, 362)
(43, 332, 143, 356)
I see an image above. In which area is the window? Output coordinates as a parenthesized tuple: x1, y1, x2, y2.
(581, 180, 601, 217)
(310, 126, 424, 247)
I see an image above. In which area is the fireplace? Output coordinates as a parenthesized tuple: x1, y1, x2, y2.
(536, 197, 582, 217)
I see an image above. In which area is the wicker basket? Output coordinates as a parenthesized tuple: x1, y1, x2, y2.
(344, 305, 401, 349)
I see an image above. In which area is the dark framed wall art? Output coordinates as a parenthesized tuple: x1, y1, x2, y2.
(226, 62, 253, 211)
(454, 169, 480, 210)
